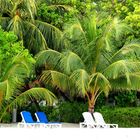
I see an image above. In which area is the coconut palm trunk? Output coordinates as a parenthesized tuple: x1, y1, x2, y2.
(88, 102, 95, 113)
(12, 108, 17, 123)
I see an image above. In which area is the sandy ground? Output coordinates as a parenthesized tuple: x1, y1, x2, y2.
(0, 124, 140, 140)
(0, 123, 79, 128)
(1, 123, 140, 140)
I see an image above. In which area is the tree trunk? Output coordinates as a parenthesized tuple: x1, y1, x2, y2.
(86, 92, 95, 113)
(105, 97, 109, 105)
(88, 104, 94, 113)
(12, 108, 17, 123)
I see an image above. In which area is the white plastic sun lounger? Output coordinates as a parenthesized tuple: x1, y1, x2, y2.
(80, 112, 102, 128)
(93, 112, 118, 128)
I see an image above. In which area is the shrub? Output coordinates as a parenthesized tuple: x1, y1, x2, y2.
(18, 101, 140, 127)
(45, 103, 140, 127)
(114, 91, 137, 107)
(96, 106, 140, 127)
(95, 93, 106, 108)
(40, 101, 88, 123)
(1, 112, 12, 123)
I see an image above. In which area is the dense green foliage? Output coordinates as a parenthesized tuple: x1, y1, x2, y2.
(17, 101, 140, 127)
(37, 3, 77, 29)
(37, 0, 96, 29)
(97, 107, 140, 128)
(95, 0, 140, 40)
(37, 15, 140, 113)
(1, 0, 140, 124)
(0, 0, 65, 54)
(0, 27, 34, 72)
(41, 101, 88, 123)
(2, 100, 140, 128)
(0, 28, 57, 121)
(114, 91, 138, 107)
(47, 105, 140, 127)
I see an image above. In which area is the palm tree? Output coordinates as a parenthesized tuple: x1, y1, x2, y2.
(0, 28, 57, 122)
(0, 0, 65, 54)
(0, 51, 57, 122)
(36, 15, 140, 113)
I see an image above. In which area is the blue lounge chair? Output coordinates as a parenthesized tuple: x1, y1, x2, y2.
(35, 112, 62, 128)
(18, 111, 45, 128)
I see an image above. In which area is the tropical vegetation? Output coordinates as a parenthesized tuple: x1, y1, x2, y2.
(37, 15, 140, 113)
(0, 28, 57, 121)
(0, 0, 140, 124)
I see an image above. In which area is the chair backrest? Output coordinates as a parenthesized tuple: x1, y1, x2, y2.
(82, 112, 95, 125)
(35, 112, 49, 123)
(93, 112, 106, 124)
(21, 111, 34, 123)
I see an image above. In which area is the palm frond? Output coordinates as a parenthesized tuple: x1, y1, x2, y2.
(12, 53, 35, 74)
(70, 69, 89, 97)
(0, 79, 21, 100)
(62, 20, 90, 61)
(110, 73, 140, 90)
(0, 0, 12, 12)
(0, 87, 57, 121)
(24, 21, 48, 54)
(112, 18, 131, 40)
(103, 17, 130, 51)
(82, 15, 97, 43)
(60, 51, 85, 75)
(89, 72, 111, 96)
(2, 63, 29, 81)
(96, 50, 112, 72)
(111, 41, 140, 61)
(103, 60, 140, 84)
(22, 0, 37, 20)
(35, 50, 63, 71)
(40, 70, 70, 93)
(35, 20, 65, 51)
(7, 15, 24, 40)
(63, 20, 88, 47)
(0, 81, 8, 99)
(0, 53, 34, 100)
(1, 55, 33, 81)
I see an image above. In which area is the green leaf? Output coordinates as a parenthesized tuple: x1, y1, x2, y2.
(40, 70, 70, 93)
(0, 87, 57, 121)
(35, 49, 63, 71)
(104, 60, 140, 84)
(35, 20, 64, 51)
(110, 73, 140, 90)
(70, 69, 89, 97)
(60, 51, 85, 75)
(89, 72, 111, 96)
